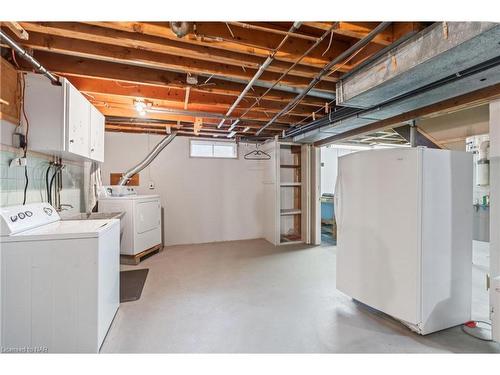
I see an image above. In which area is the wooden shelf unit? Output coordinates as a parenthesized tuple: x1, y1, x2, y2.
(261, 139, 311, 246)
(279, 143, 305, 245)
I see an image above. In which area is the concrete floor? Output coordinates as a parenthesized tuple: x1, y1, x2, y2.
(101, 239, 500, 353)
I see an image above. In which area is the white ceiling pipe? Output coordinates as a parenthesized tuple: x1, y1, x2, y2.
(217, 55, 274, 129)
(218, 22, 302, 131)
(0, 29, 61, 85)
(256, 21, 393, 136)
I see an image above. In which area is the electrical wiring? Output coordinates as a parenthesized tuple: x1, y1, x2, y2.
(322, 30, 334, 56)
(20, 72, 30, 205)
(235, 24, 338, 123)
(45, 164, 53, 204)
(281, 42, 370, 123)
(22, 167, 28, 205)
(48, 165, 63, 206)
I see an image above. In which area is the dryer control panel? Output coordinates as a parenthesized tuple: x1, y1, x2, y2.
(0, 203, 60, 236)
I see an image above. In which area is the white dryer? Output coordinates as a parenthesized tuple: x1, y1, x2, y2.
(98, 187, 162, 256)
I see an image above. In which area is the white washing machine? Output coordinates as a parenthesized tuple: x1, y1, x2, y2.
(0, 203, 120, 353)
(98, 186, 162, 256)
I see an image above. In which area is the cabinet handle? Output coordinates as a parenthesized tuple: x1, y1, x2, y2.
(91, 148, 95, 152)
(69, 139, 74, 143)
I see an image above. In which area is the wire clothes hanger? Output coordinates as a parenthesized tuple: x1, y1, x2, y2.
(244, 143, 271, 160)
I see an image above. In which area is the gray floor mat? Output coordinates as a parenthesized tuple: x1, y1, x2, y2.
(120, 269, 149, 303)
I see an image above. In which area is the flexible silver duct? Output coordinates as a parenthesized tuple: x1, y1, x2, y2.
(118, 132, 177, 186)
(0, 29, 61, 85)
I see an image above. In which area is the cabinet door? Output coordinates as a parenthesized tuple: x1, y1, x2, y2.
(90, 105, 105, 162)
(66, 83, 90, 157)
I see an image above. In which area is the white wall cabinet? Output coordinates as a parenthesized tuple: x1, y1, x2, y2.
(66, 84, 91, 158)
(23, 73, 105, 162)
(89, 105, 105, 162)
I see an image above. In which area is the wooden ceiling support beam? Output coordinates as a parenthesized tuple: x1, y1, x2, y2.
(86, 93, 309, 123)
(86, 92, 314, 119)
(64, 76, 326, 108)
(6, 30, 336, 91)
(84, 21, 354, 70)
(18, 51, 332, 106)
(105, 119, 288, 132)
(303, 22, 393, 45)
(19, 22, 346, 79)
(1, 22, 29, 40)
(105, 124, 277, 137)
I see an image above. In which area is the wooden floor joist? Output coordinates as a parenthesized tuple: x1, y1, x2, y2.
(0, 21, 429, 137)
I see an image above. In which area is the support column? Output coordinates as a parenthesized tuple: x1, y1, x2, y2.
(489, 100, 500, 341)
(409, 120, 417, 147)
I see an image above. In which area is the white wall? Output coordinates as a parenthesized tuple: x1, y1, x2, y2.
(418, 104, 489, 150)
(1, 120, 83, 212)
(101, 133, 266, 246)
(320, 147, 354, 195)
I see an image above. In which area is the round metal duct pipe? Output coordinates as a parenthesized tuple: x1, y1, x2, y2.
(170, 22, 191, 38)
(118, 132, 178, 186)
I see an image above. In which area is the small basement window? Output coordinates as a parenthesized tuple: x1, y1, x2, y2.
(190, 139, 238, 159)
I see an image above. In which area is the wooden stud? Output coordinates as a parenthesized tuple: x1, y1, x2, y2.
(1, 22, 29, 40)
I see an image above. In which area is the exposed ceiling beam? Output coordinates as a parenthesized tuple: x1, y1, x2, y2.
(105, 118, 288, 132)
(86, 92, 311, 123)
(65, 76, 325, 113)
(19, 22, 351, 79)
(96, 105, 298, 131)
(226, 22, 319, 41)
(6, 30, 337, 92)
(17, 51, 334, 106)
(84, 21, 354, 69)
(105, 123, 277, 137)
(303, 22, 394, 46)
(1, 22, 29, 40)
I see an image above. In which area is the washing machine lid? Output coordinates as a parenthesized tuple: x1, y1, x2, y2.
(0, 219, 119, 242)
(0, 202, 60, 236)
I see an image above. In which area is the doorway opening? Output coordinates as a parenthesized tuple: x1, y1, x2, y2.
(319, 146, 356, 246)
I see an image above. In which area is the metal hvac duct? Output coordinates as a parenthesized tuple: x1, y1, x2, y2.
(255, 21, 393, 136)
(118, 132, 177, 186)
(170, 22, 191, 38)
(293, 58, 500, 143)
(291, 22, 500, 144)
(336, 22, 500, 108)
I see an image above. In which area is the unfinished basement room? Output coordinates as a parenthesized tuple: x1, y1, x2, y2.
(0, 1, 499, 373)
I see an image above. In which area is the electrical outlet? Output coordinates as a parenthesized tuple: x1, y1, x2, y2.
(12, 132, 26, 149)
(148, 181, 155, 189)
(10, 157, 27, 167)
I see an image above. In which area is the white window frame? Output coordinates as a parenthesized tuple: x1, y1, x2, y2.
(189, 138, 238, 159)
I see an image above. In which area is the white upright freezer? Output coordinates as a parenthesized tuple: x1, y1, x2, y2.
(335, 147, 472, 334)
